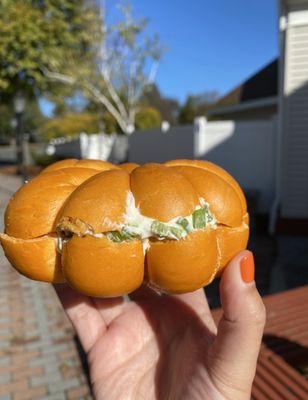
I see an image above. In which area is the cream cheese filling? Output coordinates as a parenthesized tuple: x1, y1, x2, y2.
(56, 191, 217, 253)
(121, 191, 216, 240)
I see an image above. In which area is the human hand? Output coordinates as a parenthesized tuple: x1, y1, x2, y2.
(54, 250, 265, 400)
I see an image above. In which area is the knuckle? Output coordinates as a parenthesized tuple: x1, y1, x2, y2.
(71, 304, 90, 323)
(247, 297, 266, 328)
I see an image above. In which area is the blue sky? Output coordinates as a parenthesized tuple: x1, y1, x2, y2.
(41, 0, 278, 115)
(130, 0, 278, 102)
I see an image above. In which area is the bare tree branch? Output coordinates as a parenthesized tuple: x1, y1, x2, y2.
(128, 60, 159, 108)
(127, 61, 137, 109)
(43, 68, 129, 134)
(102, 70, 129, 119)
(42, 3, 162, 136)
(128, 106, 137, 126)
(148, 60, 159, 85)
(42, 68, 77, 85)
(98, 0, 129, 121)
(84, 80, 129, 133)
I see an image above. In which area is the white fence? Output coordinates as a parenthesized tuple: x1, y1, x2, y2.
(129, 118, 278, 213)
(45, 118, 278, 214)
(196, 119, 278, 213)
(128, 125, 194, 163)
(46, 132, 128, 163)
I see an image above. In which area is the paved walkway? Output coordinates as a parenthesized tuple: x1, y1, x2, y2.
(0, 174, 92, 400)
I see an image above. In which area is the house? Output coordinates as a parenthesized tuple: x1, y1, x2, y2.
(208, 59, 278, 121)
(207, 0, 308, 232)
(277, 0, 308, 231)
(128, 0, 308, 232)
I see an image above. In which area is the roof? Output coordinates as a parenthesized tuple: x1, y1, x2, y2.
(209, 58, 278, 116)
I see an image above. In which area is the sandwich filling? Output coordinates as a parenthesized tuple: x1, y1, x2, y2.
(120, 191, 216, 240)
(56, 191, 217, 251)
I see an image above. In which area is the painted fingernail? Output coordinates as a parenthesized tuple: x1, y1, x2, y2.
(240, 252, 255, 283)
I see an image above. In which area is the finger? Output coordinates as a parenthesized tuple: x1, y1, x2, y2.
(92, 296, 126, 325)
(129, 284, 162, 301)
(131, 285, 216, 334)
(132, 284, 209, 311)
(171, 289, 217, 333)
(208, 251, 266, 397)
(54, 283, 107, 353)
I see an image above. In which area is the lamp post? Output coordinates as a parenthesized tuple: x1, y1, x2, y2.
(13, 92, 27, 181)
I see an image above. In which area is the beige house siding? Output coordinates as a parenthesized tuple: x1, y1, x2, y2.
(280, 0, 308, 218)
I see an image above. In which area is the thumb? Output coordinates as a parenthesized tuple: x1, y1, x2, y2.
(208, 251, 266, 399)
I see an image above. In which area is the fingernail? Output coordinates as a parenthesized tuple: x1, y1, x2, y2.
(240, 252, 255, 283)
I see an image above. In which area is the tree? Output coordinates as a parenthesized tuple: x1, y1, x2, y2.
(141, 84, 180, 125)
(40, 113, 100, 140)
(178, 91, 220, 124)
(0, 100, 45, 142)
(178, 96, 197, 124)
(44, 2, 163, 135)
(23, 100, 46, 140)
(135, 107, 162, 131)
(0, 105, 14, 142)
(0, 0, 101, 98)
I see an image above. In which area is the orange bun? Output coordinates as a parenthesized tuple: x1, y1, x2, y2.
(1, 158, 249, 297)
(119, 162, 139, 173)
(165, 159, 247, 215)
(216, 223, 249, 272)
(5, 168, 101, 239)
(169, 165, 243, 227)
(146, 230, 219, 293)
(131, 164, 199, 221)
(61, 235, 144, 297)
(0, 233, 64, 283)
(57, 169, 130, 233)
(42, 158, 118, 173)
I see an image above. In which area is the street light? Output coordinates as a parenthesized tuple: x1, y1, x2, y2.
(13, 92, 28, 181)
(13, 92, 26, 114)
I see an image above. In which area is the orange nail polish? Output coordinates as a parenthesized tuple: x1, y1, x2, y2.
(240, 252, 255, 283)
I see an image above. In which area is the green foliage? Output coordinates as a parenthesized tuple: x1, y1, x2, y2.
(84, 101, 119, 134)
(178, 92, 220, 125)
(141, 84, 179, 124)
(30, 150, 56, 167)
(41, 113, 100, 140)
(103, 112, 119, 134)
(0, 104, 14, 140)
(0, 0, 101, 95)
(0, 100, 45, 141)
(0, 0, 164, 135)
(135, 107, 162, 131)
(23, 101, 46, 138)
(178, 96, 197, 124)
(58, 2, 164, 134)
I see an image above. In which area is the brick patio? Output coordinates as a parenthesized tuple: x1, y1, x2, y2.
(0, 174, 92, 400)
